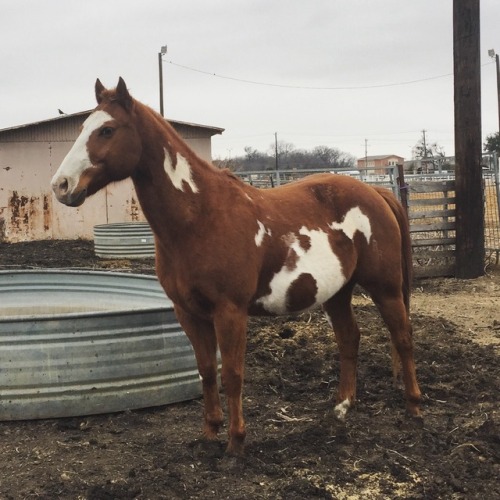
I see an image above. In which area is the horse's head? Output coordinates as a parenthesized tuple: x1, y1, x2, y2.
(51, 77, 142, 207)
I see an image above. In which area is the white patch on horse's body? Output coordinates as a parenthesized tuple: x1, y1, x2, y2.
(163, 149, 199, 193)
(254, 220, 272, 247)
(333, 399, 351, 421)
(256, 226, 346, 314)
(329, 206, 372, 243)
(51, 110, 113, 189)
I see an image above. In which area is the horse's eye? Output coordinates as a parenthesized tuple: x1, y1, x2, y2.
(99, 127, 114, 137)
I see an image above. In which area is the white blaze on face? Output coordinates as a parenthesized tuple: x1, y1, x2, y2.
(256, 226, 346, 315)
(254, 220, 272, 247)
(329, 206, 372, 243)
(51, 110, 113, 191)
(163, 149, 199, 193)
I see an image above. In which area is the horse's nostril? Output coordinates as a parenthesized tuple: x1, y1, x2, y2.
(58, 178, 69, 194)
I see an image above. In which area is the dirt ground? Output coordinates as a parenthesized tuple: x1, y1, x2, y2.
(0, 240, 499, 500)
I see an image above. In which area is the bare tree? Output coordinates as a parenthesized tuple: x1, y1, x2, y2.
(269, 141, 296, 169)
(312, 145, 355, 169)
(412, 135, 446, 173)
(215, 144, 356, 172)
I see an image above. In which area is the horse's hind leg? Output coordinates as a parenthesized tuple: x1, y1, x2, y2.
(369, 289, 422, 417)
(323, 283, 360, 420)
(174, 305, 223, 441)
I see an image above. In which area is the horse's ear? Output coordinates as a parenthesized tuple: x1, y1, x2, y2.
(95, 78, 105, 104)
(115, 77, 133, 111)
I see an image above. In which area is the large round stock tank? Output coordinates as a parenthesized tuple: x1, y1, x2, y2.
(0, 270, 200, 420)
(93, 222, 155, 258)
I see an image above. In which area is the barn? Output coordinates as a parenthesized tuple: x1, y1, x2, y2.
(0, 112, 223, 242)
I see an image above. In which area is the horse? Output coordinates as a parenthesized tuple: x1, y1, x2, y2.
(51, 78, 422, 457)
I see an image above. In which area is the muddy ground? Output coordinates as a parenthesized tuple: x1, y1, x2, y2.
(0, 240, 499, 499)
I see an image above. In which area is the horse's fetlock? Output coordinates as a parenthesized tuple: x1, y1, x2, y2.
(333, 398, 352, 421)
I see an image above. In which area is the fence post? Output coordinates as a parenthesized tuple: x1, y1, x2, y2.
(396, 164, 409, 214)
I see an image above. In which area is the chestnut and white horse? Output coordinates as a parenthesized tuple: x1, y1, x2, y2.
(52, 78, 422, 456)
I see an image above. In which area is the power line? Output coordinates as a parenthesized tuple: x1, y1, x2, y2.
(166, 60, 495, 91)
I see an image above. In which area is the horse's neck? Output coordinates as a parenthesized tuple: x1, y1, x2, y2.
(131, 111, 217, 245)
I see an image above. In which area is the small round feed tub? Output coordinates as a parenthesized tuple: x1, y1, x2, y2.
(94, 222, 155, 258)
(0, 270, 201, 420)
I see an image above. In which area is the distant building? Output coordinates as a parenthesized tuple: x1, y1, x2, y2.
(0, 111, 223, 242)
(356, 154, 404, 175)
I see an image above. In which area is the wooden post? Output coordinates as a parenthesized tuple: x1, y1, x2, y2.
(396, 164, 408, 214)
(453, 0, 484, 278)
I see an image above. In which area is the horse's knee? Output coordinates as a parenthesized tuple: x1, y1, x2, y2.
(220, 368, 243, 396)
(199, 368, 218, 388)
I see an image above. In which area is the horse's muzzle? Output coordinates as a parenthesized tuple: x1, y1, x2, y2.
(52, 176, 87, 207)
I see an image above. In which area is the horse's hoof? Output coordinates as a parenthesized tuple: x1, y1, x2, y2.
(190, 438, 224, 460)
(406, 401, 423, 417)
(218, 454, 246, 473)
(406, 405, 424, 426)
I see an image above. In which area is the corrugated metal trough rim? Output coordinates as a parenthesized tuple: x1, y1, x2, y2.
(94, 222, 155, 259)
(0, 270, 203, 421)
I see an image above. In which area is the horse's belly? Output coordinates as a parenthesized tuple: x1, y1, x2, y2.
(253, 267, 346, 315)
(253, 227, 348, 315)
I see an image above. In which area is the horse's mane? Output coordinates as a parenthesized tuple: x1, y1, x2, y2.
(101, 86, 248, 189)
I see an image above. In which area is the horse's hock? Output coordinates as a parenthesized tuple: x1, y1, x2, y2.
(0, 270, 201, 420)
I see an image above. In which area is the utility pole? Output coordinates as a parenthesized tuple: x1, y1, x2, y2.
(488, 49, 500, 135)
(497, 53, 500, 134)
(496, 52, 500, 134)
(158, 45, 167, 117)
(364, 139, 368, 171)
(453, 0, 484, 278)
(422, 129, 428, 173)
(275, 132, 280, 186)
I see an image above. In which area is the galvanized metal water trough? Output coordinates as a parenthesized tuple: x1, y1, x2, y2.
(0, 270, 201, 420)
(94, 222, 155, 259)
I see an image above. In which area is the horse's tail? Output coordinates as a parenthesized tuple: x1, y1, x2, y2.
(374, 187, 413, 313)
(373, 187, 414, 382)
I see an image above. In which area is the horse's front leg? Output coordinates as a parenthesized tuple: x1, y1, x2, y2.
(213, 301, 248, 456)
(174, 305, 223, 441)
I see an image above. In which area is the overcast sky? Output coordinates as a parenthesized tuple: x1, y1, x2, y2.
(1, 0, 499, 162)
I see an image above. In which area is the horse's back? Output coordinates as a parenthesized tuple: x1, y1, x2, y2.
(257, 172, 396, 227)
